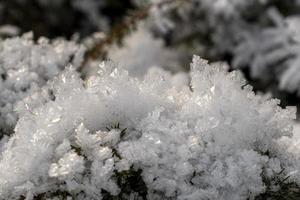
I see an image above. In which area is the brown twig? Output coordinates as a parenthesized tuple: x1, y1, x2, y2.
(82, 6, 150, 66)
(82, 0, 187, 67)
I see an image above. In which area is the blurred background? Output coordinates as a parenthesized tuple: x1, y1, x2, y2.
(1, 0, 300, 116)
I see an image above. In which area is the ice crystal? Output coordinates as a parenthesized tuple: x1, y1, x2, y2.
(0, 33, 85, 135)
(0, 56, 296, 200)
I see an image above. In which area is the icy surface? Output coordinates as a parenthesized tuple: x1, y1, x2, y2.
(0, 56, 297, 199)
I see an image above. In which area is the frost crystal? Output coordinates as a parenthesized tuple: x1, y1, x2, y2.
(0, 56, 296, 199)
(0, 33, 85, 135)
(49, 151, 85, 179)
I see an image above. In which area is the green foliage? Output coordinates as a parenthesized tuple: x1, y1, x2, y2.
(102, 166, 148, 200)
(255, 169, 300, 200)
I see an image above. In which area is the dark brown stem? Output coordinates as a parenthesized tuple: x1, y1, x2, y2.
(82, 0, 188, 67)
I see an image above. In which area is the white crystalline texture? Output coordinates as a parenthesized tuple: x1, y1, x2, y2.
(49, 151, 85, 179)
(0, 33, 85, 135)
(276, 122, 300, 185)
(0, 56, 297, 199)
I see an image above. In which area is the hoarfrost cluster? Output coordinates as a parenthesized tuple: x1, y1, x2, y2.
(0, 33, 85, 135)
(0, 56, 298, 199)
(1, 0, 300, 199)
